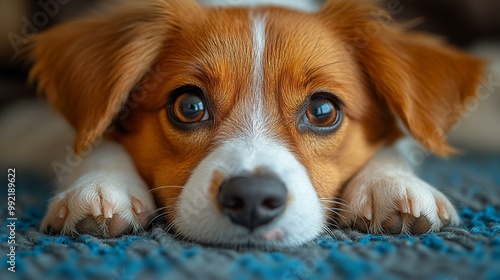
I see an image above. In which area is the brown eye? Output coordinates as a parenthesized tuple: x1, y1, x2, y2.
(299, 93, 343, 134)
(172, 93, 207, 123)
(168, 86, 210, 128)
(306, 98, 339, 127)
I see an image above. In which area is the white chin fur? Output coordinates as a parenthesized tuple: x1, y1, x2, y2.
(175, 136, 324, 248)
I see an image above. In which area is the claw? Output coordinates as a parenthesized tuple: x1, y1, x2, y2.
(362, 203, 372, 220)
(132, 197, 143, 214)
(410, 197, 421, 218)
(102, 200, 114, 219)
(398, 196, 411, 214)
(90, 201, 102, 217)
(436, 199, 450, 221)
(56, 204, 68, 219)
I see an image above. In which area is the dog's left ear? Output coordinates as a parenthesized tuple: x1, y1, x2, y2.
(320, 0, 484, 155)
(29, 0, 202, 153)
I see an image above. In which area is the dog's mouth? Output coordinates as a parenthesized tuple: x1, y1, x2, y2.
(165, 166, 325, 248)
(150, 180, 297, 248)
(173, 223, 297, 250)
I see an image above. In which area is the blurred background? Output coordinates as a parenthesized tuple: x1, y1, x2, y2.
(0, 0, 499, 151)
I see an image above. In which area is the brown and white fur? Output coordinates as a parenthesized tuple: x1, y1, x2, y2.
(1, 0, 484, 248)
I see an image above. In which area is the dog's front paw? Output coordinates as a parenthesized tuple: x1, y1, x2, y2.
(41, 173, 155, 237)
(338, 171, 460, 234)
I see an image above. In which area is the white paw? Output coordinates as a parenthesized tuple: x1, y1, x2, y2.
(41, 172, 155, 237)
(338, 171, 460, 234)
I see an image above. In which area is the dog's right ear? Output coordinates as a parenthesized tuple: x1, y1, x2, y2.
(29, 0, 202, 153)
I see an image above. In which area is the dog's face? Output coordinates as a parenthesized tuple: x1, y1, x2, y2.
(30, 0, 482, 247)
(118, 8, 396, 246)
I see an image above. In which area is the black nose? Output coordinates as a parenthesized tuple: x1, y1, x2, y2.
(217, 174, 288, 231)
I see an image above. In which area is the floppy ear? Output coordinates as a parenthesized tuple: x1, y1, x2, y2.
(29, 0, 202, 153)
(320, 0, 484, 155)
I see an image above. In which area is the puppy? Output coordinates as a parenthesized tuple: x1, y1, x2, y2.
(23, 0, 484, 247)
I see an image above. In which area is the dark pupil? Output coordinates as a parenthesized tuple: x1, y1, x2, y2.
(310, 100, 333, 121)
(179, 95, 204, 119)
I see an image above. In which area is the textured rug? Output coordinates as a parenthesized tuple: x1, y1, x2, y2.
(1, 154, 499, 280)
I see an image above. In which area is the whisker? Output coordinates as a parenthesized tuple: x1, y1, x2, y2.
(147, 208, 177, 227)
(150, 206, 168, 215)
(324, 209, 347, 226)
(324, 216, 340, 228)
(320, 198, 353, 211)
(319, 198, 354, 229)
(321, 225, 335, 237)
(326, 214, 350, 228)
(149, 185, 183, 193)
(149, 213, 169, 225)
(324, 222, 340, 231)
(324, 207, 352, 213)
(319, 197, 351, 205)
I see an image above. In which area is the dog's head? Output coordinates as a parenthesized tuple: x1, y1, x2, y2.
(30, 0, 483, 247)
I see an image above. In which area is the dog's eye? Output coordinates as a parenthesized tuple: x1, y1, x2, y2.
(306, 98, 339, 127)
(172, 93, 207, 123)
(299, 94, 343, 134)
(168, 86, 210, 125)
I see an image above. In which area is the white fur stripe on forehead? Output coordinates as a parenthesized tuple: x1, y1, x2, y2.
(251, 13, 266, 102)
(249, 13, 267, 136)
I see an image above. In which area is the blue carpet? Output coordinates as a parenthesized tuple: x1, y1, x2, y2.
(1, 154, 499, 280)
